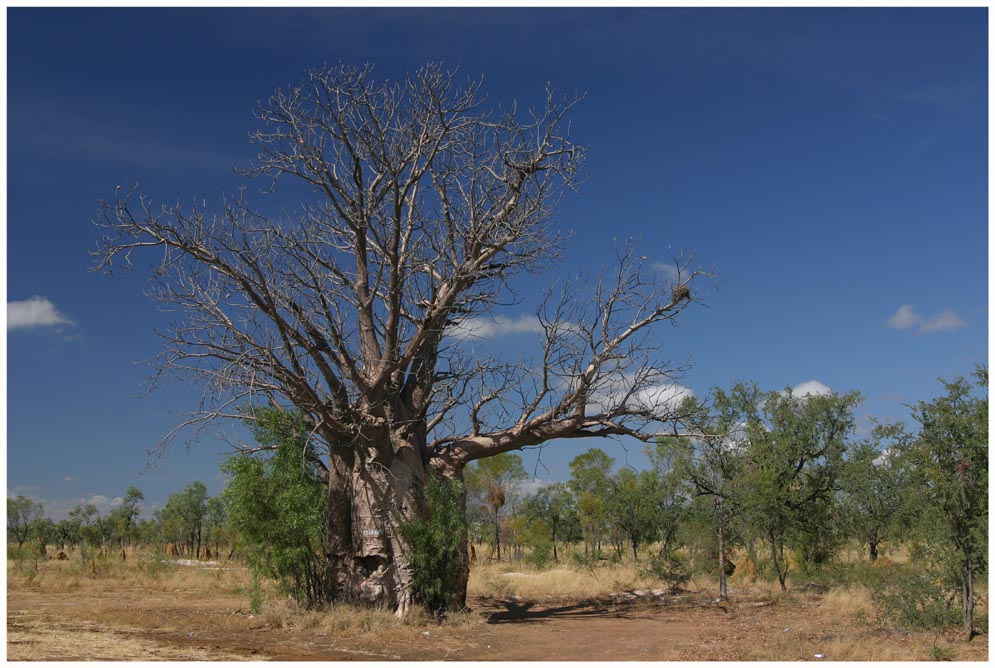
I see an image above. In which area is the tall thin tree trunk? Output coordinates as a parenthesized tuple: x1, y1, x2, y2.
(769, 530, 787, 591)
(493, 516, 501, 561)
(717, 496, 727, 600)
(963, 558, 975, 640)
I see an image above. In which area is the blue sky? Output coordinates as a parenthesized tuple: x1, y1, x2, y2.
(5, 7, 988, 519)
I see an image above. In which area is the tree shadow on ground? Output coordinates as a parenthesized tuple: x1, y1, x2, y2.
(479, 597, 639, 625)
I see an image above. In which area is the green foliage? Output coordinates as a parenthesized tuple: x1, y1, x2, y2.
(870, 563, 962, 631)
(640, 551, 691, 592)
(644, 443, 691, 555)
(157, 481, 209, 553)
(70, 504, 108, 547)
(55, 517, 81, 549)
(840, 425, 909, 561)
(7, 495, 45, 548)
(8, 544, 43, 583)
(107, 486, 145, 545)
(465, 453, 527, 560)
(524, 537, 554, 569)
(605, 468, 659, 559)
(222, 408, 328, 609)
(741, 388, 861, 588)
(569, 448, 614, 558)
(524, 482, 580, 561)
(137, 547, 170, 580)
(517, 517, 555, 568)
(398, 475, 468, 612)
(899, 367, 988, 636)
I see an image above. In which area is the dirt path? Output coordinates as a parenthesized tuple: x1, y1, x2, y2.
(8, 588, 988, 661)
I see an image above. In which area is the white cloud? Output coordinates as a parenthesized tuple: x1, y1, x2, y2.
(447, 314, 543, 340)
(887, 304, 921, 330)
(8, 296, 74, 330)
(63, 476, 75, 482)
(651, 261, 680, 283)
(633, 383, 696, 413)
(792, 380, 834, 397)
(887, 304, 966, 334)
(587, 373, 695, 417)
(873, 447, 898, 467)
(518, 478, 553, 496)
(21, 494, 125, 521)
(919, 309, 966, 333)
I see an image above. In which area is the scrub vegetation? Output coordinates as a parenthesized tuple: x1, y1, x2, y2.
(8, 368, 987, 660)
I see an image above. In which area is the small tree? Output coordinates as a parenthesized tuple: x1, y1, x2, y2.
(465, 453, 527, 561)
(569, 448, 614, 560)
(742, 388, 859, 589)
(645, 441, 690, 558)
(605, 468, 658, 560)
(671, 384, 758, 599)
(900, 367, 987, 640)
(108, 486, 145, 547)
(55, 517, 81, 550)
(7, 496, 45, 549)
(70, 504, 107, 547)
(204, 496, 229, 558)
(31, 518, 57, 553)
(840, 424, 908, 562)
(157, 482, 209, 555)
(223, 408, 328, 608)
(523, 482, 579, 562)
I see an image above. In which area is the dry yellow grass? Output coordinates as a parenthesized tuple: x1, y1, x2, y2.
(818, 584, 876, 619)
(468, 560, 656, 599)
(11, 543, 988, 660)
(8, 543, 988, 662)
(7, 546, 248, 596)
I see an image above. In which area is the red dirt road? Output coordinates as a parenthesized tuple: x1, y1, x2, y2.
(7, 588, 987, 661)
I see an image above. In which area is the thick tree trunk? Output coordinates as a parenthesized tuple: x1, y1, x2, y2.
(323, 440, 470, 615)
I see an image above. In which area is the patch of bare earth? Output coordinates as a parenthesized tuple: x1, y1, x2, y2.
(7, 582, 988, 660)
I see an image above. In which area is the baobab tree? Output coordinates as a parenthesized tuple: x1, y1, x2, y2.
(93, 63, 709, 614)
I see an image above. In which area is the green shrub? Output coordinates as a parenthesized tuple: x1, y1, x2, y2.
(870, 564, 962, 631)
(137, 548, 169, 580)
(641, 551, 691, 592)
(222, 409, 329, 609)
(398, 475, 468, 613)
(524, 539, 554, 569)
(8, 545, 42, 583)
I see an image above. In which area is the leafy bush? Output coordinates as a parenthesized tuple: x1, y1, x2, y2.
(398, 475, 468, 612)
(8, 545, 42, 583)
(137, 547, 169, 580)
(524, 539, 554, 569)
(870, 564, 962, 631)
(222, 409, 329, 609)
(641, 551, 691, 592)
